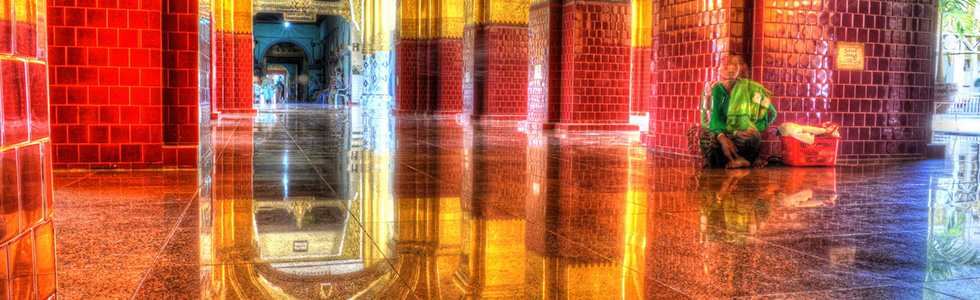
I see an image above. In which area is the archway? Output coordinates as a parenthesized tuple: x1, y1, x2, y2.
(262, 41, 310, 103)
(253, 13, 354, 105)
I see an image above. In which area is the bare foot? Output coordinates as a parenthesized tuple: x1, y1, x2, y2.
(728, 168, 751, 177)
(752, 159, 768, 169)
(726, 157, 750, 169)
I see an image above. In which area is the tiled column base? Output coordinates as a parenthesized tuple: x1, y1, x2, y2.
(396, 38, 465, 115)
(434, 39, 463, 114)
(631, 46, 652, 115)
(524, 1, 563, 131)
(162, 145, 199, 168)
(416, 39, 435, 111)
(394, 40, 419, 113)
(233, 34, 255, 114)
(462, 26, 529, 122)
(648, 0, 735, 155)
(211, 32, 255, 115)
(524, 1, 635, 132)
(556, 1, 633, 131)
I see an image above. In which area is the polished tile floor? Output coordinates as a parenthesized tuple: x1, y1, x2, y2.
(53, 105, 980, 299)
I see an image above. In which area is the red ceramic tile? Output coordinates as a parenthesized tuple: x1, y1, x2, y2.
(39, 142, 51, 219)
(0, 149, 20, 243)
(1, 59, 28, 148)
(120, 144, 141, 162)
(0, 245, 7, 299)
(16, 144, 42, 228)
(462, 26, 529, 119)
(98, 144, 119, 162)
(26, 63, 49, 141)
(34, 221, 55, 299)
(13, 0, 38, 57)
(0, 0, 11, 54)
(8, 231, 35, 300)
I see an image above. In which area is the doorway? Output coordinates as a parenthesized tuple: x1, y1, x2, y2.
(253, 13, 353, 105)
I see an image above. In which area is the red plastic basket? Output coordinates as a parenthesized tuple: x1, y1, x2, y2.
(780, 136, 840, 166)
(780, 123, 841, 167)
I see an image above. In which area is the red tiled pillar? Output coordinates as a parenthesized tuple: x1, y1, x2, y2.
(525, 0, 562, 130)
(524, 0, 636, 131)
(631, 47, 652, 115)
(1, 0, 57, 298)
(162, 0, 201, 168)
(556, 0, 634, 131)
(395, 0, 463, 115)
(647, 0, 749, 154)
(394, 39, 420, 112)
(209, 0, 254, 116)
(395, 0, 421, 113)
(48, 0, 166, 169)
(752, 0, 937, 160)
(434, 39, 463, 114)
(462, 0, 529, 121)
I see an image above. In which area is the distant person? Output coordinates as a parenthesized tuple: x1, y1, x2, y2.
(699, 52, 777, 169)
(275, 80, 285, 103)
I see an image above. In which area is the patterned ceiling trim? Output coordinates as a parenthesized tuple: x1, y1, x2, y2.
(254, 0, 355, 24)
(201, 0, 212, 18)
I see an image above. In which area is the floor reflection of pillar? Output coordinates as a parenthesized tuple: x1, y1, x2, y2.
(206, 116, 256, 296)
(526, 133, 637, 298)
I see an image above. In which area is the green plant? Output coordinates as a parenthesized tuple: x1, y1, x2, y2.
(937, 0, 979, 82)
(926, 213, 980, 282)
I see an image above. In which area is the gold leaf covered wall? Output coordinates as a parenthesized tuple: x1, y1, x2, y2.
(400, 0, 464, 40)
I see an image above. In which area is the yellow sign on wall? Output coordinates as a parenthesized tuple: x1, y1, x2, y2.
(837, 42, 865, 70)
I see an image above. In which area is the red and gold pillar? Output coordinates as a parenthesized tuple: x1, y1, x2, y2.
(210, 0, 254, 116)
(461, 0, 529, 121)
(630, 0, 652, 115)
(646, 0, 749, 154)
(524, 0, 636, 131)
(396, 0, 464, 114)
(432, 0, 464, 114)
(1, 0, 57, 298)
(395, 0, 420, 112)
(524, 0, 561, 130)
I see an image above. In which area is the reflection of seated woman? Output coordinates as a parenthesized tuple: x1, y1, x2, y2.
(697, 169, 773, 244)
(699, 52, 777, 169)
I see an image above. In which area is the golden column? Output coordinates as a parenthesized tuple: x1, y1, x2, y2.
(631, 0, 653, 115)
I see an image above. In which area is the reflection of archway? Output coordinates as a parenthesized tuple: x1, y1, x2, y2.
(263, 41, 310, 102)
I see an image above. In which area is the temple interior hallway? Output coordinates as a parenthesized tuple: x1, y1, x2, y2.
(51, 105, 980, 299)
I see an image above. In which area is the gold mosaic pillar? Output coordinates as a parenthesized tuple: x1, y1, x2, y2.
(631, 0, 652, 115)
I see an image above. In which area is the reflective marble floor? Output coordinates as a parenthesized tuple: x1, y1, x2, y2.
(53, 105, 980, 299)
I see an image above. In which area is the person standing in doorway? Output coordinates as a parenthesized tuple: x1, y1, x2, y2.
(275, 79, 285, 103)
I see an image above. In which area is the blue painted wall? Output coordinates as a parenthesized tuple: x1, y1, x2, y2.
(253, 15, 350, 100)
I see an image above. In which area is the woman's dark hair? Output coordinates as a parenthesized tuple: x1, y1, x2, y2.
(727, 51, 749, 65)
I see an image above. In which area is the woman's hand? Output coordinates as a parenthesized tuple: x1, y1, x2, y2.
(717, 134, 739, 161)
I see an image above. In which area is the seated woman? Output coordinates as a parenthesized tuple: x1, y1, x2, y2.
(700, 52, 777, 169)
